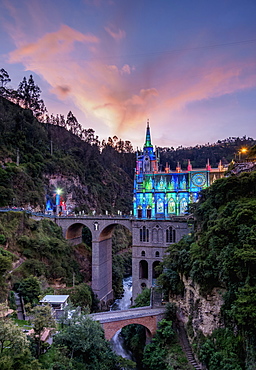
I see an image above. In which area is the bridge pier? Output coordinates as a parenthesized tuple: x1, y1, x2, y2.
(92, 238, 113, 304)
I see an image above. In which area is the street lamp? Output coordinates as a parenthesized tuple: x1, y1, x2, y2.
(56, 188, 62, 216)
(238, 147, 248, 160)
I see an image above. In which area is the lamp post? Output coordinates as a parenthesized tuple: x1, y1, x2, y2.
(238, 148, 248, 160)
(56, 188, 62, 216)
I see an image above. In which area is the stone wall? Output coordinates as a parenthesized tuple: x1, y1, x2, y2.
(171, 275, 225, 338)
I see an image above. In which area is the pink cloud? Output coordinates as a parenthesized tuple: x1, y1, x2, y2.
(9, 25, 99, 64)
(6, 14, 256, 145)
(105, 25, 126, 40)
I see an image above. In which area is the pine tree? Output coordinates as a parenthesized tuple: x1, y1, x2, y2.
(17, 75, 47, 121)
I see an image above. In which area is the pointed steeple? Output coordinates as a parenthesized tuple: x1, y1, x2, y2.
(144, 119, 153, 148)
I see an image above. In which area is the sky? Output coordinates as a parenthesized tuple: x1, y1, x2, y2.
(0, 0, 256, 149)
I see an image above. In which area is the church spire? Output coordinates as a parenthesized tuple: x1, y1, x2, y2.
(144, 119, 153, 148)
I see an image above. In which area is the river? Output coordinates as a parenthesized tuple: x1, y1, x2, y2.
(110, 276, 134, 360)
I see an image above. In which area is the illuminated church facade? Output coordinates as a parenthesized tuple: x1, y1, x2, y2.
(133, 121, 225, 219)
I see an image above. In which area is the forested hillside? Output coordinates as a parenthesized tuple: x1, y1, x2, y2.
(159, 171, 256, 369)
(0, 96, 134, 213)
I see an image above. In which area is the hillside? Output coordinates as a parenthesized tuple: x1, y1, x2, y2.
(159, 170, 256, 369)
(0, 96, 134, 214)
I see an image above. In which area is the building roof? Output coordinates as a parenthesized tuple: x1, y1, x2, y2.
(40, 295, 69, 304)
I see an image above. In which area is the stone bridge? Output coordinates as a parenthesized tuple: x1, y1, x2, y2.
(52, 215, 191, 303)
(90, 306, 166, 340)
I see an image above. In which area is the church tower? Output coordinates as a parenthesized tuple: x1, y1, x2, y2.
(136, 119, 159, 175)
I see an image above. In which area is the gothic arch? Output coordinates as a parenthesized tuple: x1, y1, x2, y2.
(139, 260, 148, 279)
(166, 226, 176, 243)
(140, 226, 149, 242)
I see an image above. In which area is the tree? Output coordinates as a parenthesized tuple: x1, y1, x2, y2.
(17, 75, 47, 120)
(30, 304, 56, 358)
(0, 318, 28, 354)
(0, 254, 12, 302)
(70, 283, 92, 310)
(0, 318, 43, 369)
(0, 69, 11, 89)
(0, 68, 11, 99)
(17, 275, 41, 306)
(132, 288, 151, 307)
(52, 314, 120, 369)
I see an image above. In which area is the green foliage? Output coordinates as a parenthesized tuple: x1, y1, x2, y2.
(50, 314, 120, 369)
(17, 276, 41, 306)
(30, 304, 56, 358)
(121, 324, 146, 368)
(112, 225, 132, 299)
(68, 283, 92, 310)
(0, 319, 28, 356)
(132, 288, 151, 307)
(141, 318, 193, 369)
(199, 328, 243, 370)
(159, 171, 256, 367)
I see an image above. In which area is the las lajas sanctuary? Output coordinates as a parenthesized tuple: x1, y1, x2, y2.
(133, 121, 225, 219)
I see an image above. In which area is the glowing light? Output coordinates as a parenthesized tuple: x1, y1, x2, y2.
(240, 147, 248, 154)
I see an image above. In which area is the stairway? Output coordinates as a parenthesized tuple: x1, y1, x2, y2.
(176, 320, 203, 370)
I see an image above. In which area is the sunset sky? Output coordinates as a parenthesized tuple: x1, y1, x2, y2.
(0, 0, 256, 149)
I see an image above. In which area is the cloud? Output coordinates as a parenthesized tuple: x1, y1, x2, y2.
(161, 61, 256, 111)
(53, 85, 71, 99)
(9, 25, 99, 64)
(105, 25, 126, 40)
(6, 14, 256, 146)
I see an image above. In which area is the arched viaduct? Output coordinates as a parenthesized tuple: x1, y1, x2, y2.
(90, 306, 165, 341)
(55, 216, 133, 303)
(55, 215, 192, 303)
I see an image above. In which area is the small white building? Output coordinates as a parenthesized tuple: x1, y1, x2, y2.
(40, 295, 69, 310)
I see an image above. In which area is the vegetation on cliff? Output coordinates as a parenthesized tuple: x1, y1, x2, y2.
(159, 170, 256, 369)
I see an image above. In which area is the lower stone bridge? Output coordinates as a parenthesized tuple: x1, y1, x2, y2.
(90, 306, 166, 340)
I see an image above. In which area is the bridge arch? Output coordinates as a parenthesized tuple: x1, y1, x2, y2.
(109, 322, 152, 342)
(66, 222, 93, 244)
(56, 217, 133, 304)
(91, 307, 165, 341)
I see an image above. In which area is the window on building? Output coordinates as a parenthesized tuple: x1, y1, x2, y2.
(180, 198, 188, 214)
(139, 260, 148, 279)
(168, 198, 176, 214)
(155, 251, 160, 257)
(141, 250, 145, 257)
(152, 261, 161, 279)
(166, 226, 176, 243)
(140, 226, 149, 242)
(157, 198, 164, 213)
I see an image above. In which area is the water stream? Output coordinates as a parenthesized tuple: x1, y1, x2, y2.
(110, 276, 133, 360)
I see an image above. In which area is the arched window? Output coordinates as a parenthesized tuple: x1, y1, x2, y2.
(168, 198, 176, 214)
(146, 205, 152, 219)
(166, 226, 176, 243)
(152, 261, 161, 279)
(141, 250, 145, 257)
(140, 226, 149, 242)
(180, 198, 188, 214)
(137, 205, 142, 218)
(139, 260, 148, 279)
(157, 198, 164, 213)
(155, 251, 160, 257)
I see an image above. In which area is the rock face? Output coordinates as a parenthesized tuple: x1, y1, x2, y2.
(171, 275, 224, 338)
(44, 174, 89, 212)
